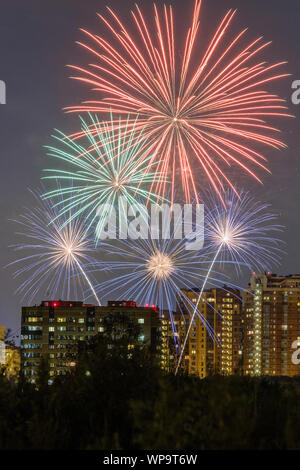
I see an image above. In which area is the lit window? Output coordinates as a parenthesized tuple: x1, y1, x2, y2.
(138, 318, 144, 324)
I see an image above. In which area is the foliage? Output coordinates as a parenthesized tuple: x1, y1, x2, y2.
(0, 332, 299, 450)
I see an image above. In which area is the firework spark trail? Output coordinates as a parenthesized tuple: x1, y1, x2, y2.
(89, 214, 245, 347)
(66, 0, 291, 202)
(7, 189, 101, 305)
(91, 241, 222, 344)
(72, 255, 100, 306)
(175, 188, 284, 373)
(43, 113, 167, 243)
(175, 244, 222, 375)
(205, 189, 284, 270)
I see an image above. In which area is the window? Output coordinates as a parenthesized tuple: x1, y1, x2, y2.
(138, 318, 144, 324)
(67, 326, 76, 332)
(57, 318, 66, 323)
(28, 317, 39, 323)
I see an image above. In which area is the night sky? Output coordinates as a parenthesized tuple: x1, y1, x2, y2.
(1, 0, 300, 336)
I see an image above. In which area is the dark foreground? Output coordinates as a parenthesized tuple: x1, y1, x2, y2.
(1, 335, 299, 450)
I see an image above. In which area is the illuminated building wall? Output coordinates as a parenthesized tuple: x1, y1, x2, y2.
(162, 288, 242, 378)
(21, 300, 160, 382)
(160, 310, 189, 374)
(0, 325, 5, 365)
(4, 346, 21, 379)
(214, 288, 243, 376)
(244, 273, 300, 377)
(180, 289, 216, 378)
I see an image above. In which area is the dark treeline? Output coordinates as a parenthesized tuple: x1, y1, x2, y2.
(0, 327, 300, 450)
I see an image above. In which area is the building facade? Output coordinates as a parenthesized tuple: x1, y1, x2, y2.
(162, 287, 242, 378)
(21, 300, 160, 381)
(244, 273, 300, 377)
(0, 325, 5, 365)
(4, 346, 21, 379)
(161, 310, 189, 374)
(20, 273, 300, 381)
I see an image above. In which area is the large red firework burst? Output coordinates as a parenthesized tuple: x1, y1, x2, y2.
(66, 0, 291, 202)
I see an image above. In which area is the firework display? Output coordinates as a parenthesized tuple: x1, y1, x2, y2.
(90, 230, 240, 345)
(205, 188, 284, 270)
(66, 0, 290, 201)
(43, 113, 167, 243)
(8, 189, 101, 305)
(8, 1, 288, 364)
(4, 0, 300, 453)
